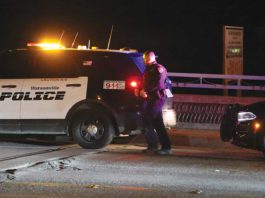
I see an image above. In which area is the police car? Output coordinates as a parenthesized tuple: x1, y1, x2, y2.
(0, 43, 146, 149)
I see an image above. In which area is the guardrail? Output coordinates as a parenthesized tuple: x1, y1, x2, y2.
(166, 73, 265, 129)
(168, 72, 265, 91)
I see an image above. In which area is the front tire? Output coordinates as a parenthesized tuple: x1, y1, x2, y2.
(256, 131, 265, 156)
(220, 104, 238, 142)
(72, 110, 114, 149)
(220, 115, 234, 141)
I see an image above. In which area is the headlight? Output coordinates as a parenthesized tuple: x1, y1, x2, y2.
(237, 112, 256, 122)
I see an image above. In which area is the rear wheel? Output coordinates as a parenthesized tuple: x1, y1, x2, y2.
(72, 110, 114, 149)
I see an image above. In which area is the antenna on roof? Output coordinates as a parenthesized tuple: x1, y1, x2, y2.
(71, 32, 79, 48)
(107, 25, 114, 50)
(87, 39, 91, 49)
(57, 30, 65, 44)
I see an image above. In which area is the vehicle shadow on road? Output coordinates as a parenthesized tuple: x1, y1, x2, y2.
(0, 135, 74, 146)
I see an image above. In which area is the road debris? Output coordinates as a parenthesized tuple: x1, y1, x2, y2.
(189, 189, 203, 194)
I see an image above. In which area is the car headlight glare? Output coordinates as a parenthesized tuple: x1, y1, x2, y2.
(237, 112, 256, 122)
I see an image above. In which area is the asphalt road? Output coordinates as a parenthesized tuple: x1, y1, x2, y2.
(0, 131, 265, 198)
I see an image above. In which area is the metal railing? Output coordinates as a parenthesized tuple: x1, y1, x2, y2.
(174, 102, 227, 126)
(168, 72, 265, 91)
(167, 72, 265, 128)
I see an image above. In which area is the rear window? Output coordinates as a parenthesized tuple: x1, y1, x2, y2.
(128, 53, 145, 74)
(89, 52, 144, 77)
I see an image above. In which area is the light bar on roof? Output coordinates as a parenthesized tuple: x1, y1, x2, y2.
(27, 42, 65, 50)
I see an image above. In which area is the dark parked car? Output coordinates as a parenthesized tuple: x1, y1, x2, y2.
(220, 101, 265, 155)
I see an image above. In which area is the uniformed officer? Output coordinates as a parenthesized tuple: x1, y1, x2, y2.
(139, 50, 171, 155)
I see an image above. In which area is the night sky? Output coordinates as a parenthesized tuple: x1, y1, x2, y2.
(1, 0, 265, 75)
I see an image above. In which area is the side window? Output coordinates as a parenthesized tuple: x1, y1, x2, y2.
(90, 53, 119, 78)
(89, 54, 119, 82)
(77, 52, 93, 76)
(30, 51, 80, 78)
(92, 53, 141, 77)
(0, 50, 31, 79)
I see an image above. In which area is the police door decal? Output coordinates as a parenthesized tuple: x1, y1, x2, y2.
(20, 77, 88, 119)
(0, 79, 23, 119)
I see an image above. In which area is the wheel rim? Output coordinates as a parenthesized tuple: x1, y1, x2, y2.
(80, 118, 105, 143)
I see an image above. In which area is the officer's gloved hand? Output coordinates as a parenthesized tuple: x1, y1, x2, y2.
(139, 89, 148, 98)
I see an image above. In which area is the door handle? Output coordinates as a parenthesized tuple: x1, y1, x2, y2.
(1, 85, 17, 88)
(66, 83, 81, 87)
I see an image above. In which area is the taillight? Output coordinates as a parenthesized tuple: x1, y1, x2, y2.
(130, 80, 138, 88)
(127, 77, 141, 91)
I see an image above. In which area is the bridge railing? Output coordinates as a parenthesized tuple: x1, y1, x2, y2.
(168, 72, 265, 91)
(165, 73, 265, 129)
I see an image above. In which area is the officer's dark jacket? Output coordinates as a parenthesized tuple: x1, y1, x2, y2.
(143, 63, 168, 96)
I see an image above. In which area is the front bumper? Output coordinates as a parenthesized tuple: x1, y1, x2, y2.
(233, 119, 265, 151)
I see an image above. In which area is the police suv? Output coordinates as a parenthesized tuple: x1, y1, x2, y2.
(0, 43, 146, 149)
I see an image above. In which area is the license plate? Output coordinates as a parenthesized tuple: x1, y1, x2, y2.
(103, 80, 125, 90)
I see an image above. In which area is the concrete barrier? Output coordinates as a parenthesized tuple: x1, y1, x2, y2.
(166, 94, 265, 130)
